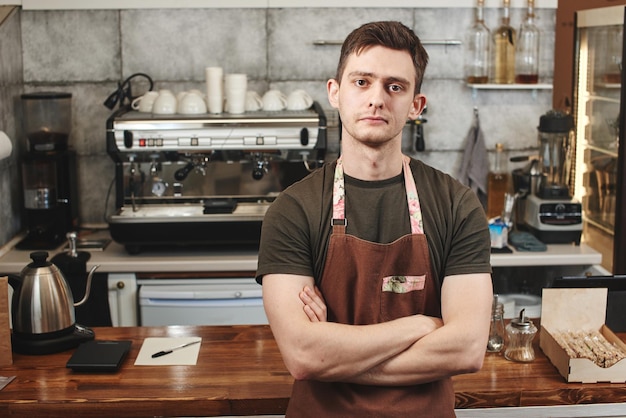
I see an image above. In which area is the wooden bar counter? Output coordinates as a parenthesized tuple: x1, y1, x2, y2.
(1, 325, 626, 417)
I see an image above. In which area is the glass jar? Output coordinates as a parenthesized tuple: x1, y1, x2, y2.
(465, 0, 490, 84)
(492, 0, 516, 84)
(487, 295, 505, 352)
(504, 308, 537, 362)
(487, 143, 510, 219)
(515, 0, 540, 84)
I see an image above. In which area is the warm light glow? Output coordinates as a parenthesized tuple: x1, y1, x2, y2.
(573, 31, 589, 203)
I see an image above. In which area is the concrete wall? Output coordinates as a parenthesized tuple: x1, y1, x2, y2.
(0, 6, 555, 245)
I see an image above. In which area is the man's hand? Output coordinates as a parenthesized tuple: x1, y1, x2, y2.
(299, 286, 327, 322)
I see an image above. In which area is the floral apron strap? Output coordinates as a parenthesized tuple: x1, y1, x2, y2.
(332, 156, 424, 235)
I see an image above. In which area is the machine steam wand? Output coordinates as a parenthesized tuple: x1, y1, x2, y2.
(128, 154, 138, 212)
(174, 154, 210, 181)
(252, 153, 270, 180)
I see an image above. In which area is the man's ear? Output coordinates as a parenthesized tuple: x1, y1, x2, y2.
(408, 94, 427, 120)
(327, 79, 340, 109)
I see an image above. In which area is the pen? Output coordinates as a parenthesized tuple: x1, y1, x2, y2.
(151, 339, 201, 358)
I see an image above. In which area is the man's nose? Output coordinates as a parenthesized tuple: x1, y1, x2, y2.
(368, 84, 385, 108)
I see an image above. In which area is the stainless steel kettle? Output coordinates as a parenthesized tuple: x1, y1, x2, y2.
(8, 251, 98, 335)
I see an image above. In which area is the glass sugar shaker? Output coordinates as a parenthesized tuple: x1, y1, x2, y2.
(504, 308, 537, 362)
(487, 294, 505, 353)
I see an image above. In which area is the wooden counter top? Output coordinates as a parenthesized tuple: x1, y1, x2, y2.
(1, 325, 626, 417)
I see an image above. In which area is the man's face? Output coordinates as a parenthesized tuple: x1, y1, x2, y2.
(327, 45, 426, 148)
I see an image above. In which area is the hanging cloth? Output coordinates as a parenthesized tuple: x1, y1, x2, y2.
(457, 108, 489, 207)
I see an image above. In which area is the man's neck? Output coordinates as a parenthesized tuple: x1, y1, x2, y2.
(340, 139, 404, 181)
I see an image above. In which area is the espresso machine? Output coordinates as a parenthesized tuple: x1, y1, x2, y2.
(106, 103, 327, 253)
(523, 110, 582, 244)
(16, 92, 79, 250)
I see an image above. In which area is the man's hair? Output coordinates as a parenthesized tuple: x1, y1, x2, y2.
(335, 21, 429, 94)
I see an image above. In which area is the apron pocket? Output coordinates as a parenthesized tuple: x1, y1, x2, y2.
(381, 275, 425, 293)
(380, 275, 427, 321)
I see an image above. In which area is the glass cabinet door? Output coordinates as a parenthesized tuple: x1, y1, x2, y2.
(573, 6, 625, 273)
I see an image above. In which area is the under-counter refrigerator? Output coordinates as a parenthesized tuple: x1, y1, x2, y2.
(572, 5, 626, 274)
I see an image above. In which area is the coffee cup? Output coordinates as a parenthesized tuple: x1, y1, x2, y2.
(245, 91, 263, 112)
(152, 90, 177, 114)
(178, 91, 207, 114)
(287, 89, 313, 110)
(262, 90, 287, 111)
(205, 67, 224, 114)
(224, 73, 247, 114)
(131, 91, 159, 113)
(188, 89, 205, 97)
(176, 91, 188, 103)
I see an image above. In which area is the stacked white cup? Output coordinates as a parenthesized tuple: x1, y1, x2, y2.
(205, 67, 224, 114)
(224, 73, 247, 114)
(131, 91, 159, 113)
(152, 90, 177, 114)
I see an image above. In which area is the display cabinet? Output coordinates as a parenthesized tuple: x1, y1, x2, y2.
(572, 5, 626, 274)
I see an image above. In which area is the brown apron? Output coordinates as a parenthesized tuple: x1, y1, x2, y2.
(286, 156, 455, 418)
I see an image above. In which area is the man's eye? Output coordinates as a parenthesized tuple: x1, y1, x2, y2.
(355, 79, 367, 87)
(389, 84, 402, 92)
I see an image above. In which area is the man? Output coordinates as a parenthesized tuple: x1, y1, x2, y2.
(256, 21, 493, 417)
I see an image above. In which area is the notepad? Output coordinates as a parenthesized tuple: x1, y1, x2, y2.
(66, 340, 132, 372)
(135, 337, 201, 366)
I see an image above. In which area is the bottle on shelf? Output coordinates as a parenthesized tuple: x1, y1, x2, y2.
(465, 0, 490, 84)
(492, 0, 516, 84)
(487, 143, 511, 219)
(515, 0, 540, 84)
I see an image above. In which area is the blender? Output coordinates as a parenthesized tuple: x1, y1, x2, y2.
(16, 92, 79, 250)
(523, 110, 582, 244)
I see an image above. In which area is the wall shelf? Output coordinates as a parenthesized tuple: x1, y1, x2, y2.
(314, 39, 462, 46)
(5, 0, 559, 9)
(467, 83, 553, 100)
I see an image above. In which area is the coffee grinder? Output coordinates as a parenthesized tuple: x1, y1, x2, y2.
(16, 92, 79, 250)
(523, 110, 582, 244)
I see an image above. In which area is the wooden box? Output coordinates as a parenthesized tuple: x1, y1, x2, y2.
(540, 288, 626, 383)
(0, 277, 12, 366)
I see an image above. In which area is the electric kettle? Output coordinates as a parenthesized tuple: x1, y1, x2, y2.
(8, 251, 98, 354)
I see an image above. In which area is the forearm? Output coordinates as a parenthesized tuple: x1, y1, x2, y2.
(279, 312, 440, 382)
(349, 273, 492, 386)
(296, 273, 492, 386)
(348, 319, 487, 385)
(263, 274, 441, 382)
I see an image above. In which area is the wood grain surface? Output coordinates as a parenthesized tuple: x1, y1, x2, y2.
(0, 277, 12, 366)
(1, 325, 626, 417)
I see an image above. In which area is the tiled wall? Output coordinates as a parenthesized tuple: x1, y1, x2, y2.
(0, 6, 555, 246)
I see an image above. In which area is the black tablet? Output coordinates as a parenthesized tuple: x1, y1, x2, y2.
(66, 340, 132, 372)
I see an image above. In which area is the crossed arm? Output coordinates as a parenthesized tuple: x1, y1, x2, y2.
(262, 272, 493, 386)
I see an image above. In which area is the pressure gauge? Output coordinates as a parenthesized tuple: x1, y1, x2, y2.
(151, 178, 168, 197)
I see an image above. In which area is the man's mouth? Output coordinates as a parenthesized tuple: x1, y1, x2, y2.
(360, 115, 387, 124)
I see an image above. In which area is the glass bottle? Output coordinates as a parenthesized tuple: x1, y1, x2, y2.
(487, 143, 510, 219)
(487, 295, 505, 352)
(515, 0, 540, 84)
(465, 0, 490, 84)
(504, 308, 537, 362)
(492, 0, 516, 84)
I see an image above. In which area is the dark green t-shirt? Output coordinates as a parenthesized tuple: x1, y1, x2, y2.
(256, 158, 492, 288)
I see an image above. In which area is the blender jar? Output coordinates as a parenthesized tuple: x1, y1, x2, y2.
(21, 92, 72, 152)
(537, 110, 574, 199)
